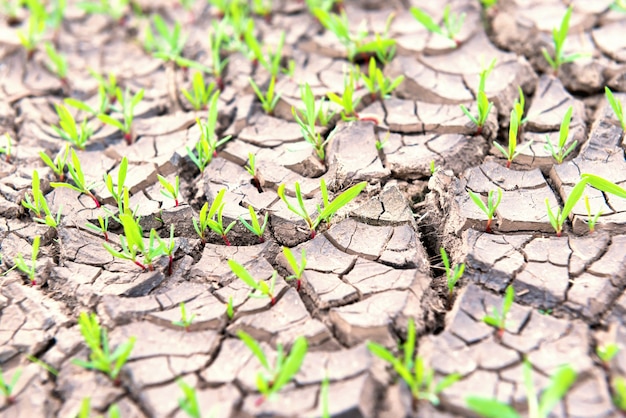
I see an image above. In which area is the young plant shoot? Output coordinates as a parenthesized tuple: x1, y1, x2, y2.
(51, 148, 100, 208)
(177, 379, 201, 418)
(367, 318, 460, 410)
(460, 59, 495, 136)
(545, 106, 576, 164)
(277, 179, 367, 238)
(238, 330, 308, 405)
(239, 205, 268, 243)
(208, 20, 229, 91)
(0, 366, 22, 405)
(77, 0, 130, 24)
(39, 144, 69, 181)
(0, 133, 12, 162)
(22, 170, 63, 228)
(545, 177, 587, 237)
(327, 66, 361, 121)
(156, 224, 176, 276)
(13, 235, 41, 286)
(360, 57, 404, 101)
(245, 153, 263, 192)
(584, 195, 602, 234)
(605, 86, 626, 131)
(410, 5, 465, 47)
(44, 42, 68, 88)
(249, 75, 280, 115)
(440, 247, 464, 304)
(493, 107, 533, 168)
(103, 215, 164, 271)
(72, 312, 136, 385)
(52, 104, 93, 150)
(85, 214, 110, 242)
(187, 92, 231, 173)
(581, 173, 626, 199)
(193, 188, 236, 245)
(172, 302, 196, 332)
(467, 187, 502, 233)
(98, 87, 144, 145)
(466, 358, 577, 418)
(483, 285, 515, 340)
(182, 71, 215, 110)
(228, 259, 277, 305)
(282, 246, 306, 291)
(541, 6, 589, 73)
(158, 174, 180, 207)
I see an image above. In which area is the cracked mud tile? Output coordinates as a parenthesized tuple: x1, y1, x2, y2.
(0, 362, 58, 415)
(297, 270, 359, 309)
(343, 258, 429, 297)
(190, 241, 270, 283)
(578, 96, 626, 162)
(238, 113, 309, 147)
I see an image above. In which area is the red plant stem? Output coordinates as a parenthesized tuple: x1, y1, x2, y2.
(506, 160, 511, 168)
(556, 230, 562, 238)
(297, 279, 301, 292)
(134, 260, 147, 270)
(168, 255, 173, 276)
(148, 264, 154, 272)
(359, 116, 379, 124)
(104, 231, 109, 242)
(270, 295, 276, 306)
(255, 396, 266, 407)
(124, 132, 132, 145)
(5, 155, 10, 163)
(89, 193, 101, 208)
(174, 199, 179, 207)
(258, 236, 265, 243)
(310, 230, 316, 239)
(485, 219, 492, 233)
(31, 279, 37, 286)
(222, 235, 231, 246)
(476, 125, 483, 136)
(216, 77, 224, 91)
(496, 327, 504, 340)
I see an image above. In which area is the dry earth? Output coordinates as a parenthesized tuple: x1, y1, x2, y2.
(1, 0, 626, 417)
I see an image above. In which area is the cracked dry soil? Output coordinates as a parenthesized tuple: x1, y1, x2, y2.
(2, 0, 626, 417)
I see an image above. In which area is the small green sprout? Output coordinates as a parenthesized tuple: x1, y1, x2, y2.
(238, 330, 308, 405)
(228, 259, 277, 305)
(375, 131, 390, 151)
(0, 366, 22, 405)
(85, 214, 110, 242)
(278, 179, 367, 238)
(545, 106, 576, 164)
(327, 66, 361, 121)
(479, 0, 498, 9)
(39, 145, 68, 181)
(493, 107, 533, 168)
(77, 0, 129, 24)
(17, 7, 46, 59)
(193, 188, 236, 246)
(0, 133, 12, 162)
(51, 148, 100, 208)
(358, 17, 398, 65)
(89, 69, 118, 103)
(410, 5, 465, 47)
(483, 285, 514, 340)
(22, 170, 63, 228)
(13, 235, 40, 286)
(368, 318, 460, 410)
(513, 87, 528, 126)
(103, 215, 164, 270)
(208, 21, 229, 91)
(545, 176, 587, 237)
(360, 57, 404, 101)
(584, 195, 602, 234)
(467, 358, 576, 418)
(430, 160, 437, 176)
(172, 302, 196, 332)
(98, 87, 144, 145)
(244, 25, 286, 76)
(158, 174, 180, 207)
(104, 156, 128, 212)
(467, 187, 502, 233)
(51, 104, 93, 150)
(597, 342, 619, 369)
(72, 312, 136, 385)
(249, 75, 280, 115)
(251, 0, 272, 19)
(440, 247, 464, 304)
(460, 59, 495, 136)
(239, 205, 268, 244)
(244, 153, 263, 192)
(155, 224, 176, 276)
(297, 83, 336, 128)
(65, 86, 110, 116)
(182, 71, 215, 111)
(541, 6, 589, 73)
(186, 92, 231, 173)
(282, 246, 306, 292)
(612, 0, 626, 13)
(226, 296, 234, 319)
(613, 377, 626, 411)
(43, 42, 68, 87)
(177, 379, 201, 418)
(605, 86, 626, 131)
(26, 354, 59, 376)
(320, 374, 330, 418)
(146, 14, 205, 71)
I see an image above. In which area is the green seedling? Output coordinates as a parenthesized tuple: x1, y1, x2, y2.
(298, 83, 336, 128)
(155, 224, 176, 275)
(226, 296, 234, 319)
(0, 366, 22, 405)
(375, 131, 389, 151)
(282, 246, 306, 291)
(460, 59, 495, 136)
(27, 354, 59, 376)
(22, 170, 63, 228)
(249, 75, 280, 115)
(77, 397, 121, 418)
(208, 20, 229, 90)
(72, 312, 136, 385)
(13, 235, 40, 286)
(17, 6, 46, 59)
(103, 214, 164, 270)
(43, 42, 68, 87)
(51, 104, 93, 150)
(244, 152, 263, 192)
(182, 71, 215, 111)
(545, 106, 576, 164)
(39, 144, 68, 181)
(239, 205, 268, 244)
(65, 87, 110, 116)
(228, 259, 277, 305)
(613, 377, 626, 411)
(292, 106, 329, 162)
(545, 176, 587, 237)
(98, 87, 144, 145)
(468, 187, 502, 233)
(605, 86, 626, 131)
(467, 358, 576, 418)
(480, 0, 498, 9)
(581, 173, 626, 199)
(158, 174, 180, 207)
(361, 57, 404, 101)
(77, 0, 129, 24)
(85, 214, 110, 242)
(178, 379, 201, 418)
(411, 5, 465, 47)
(104, 156, 128, 212)
(359, 16, 398, 65)
(512, 87, 529, 128)
(584, 195, 602, 234)
(0, 133, 12, 162)
(221, 0, 250, 43)
(172, 302, 196, 331)
(278, 179, 367, 238)
(238, 330, 308, 405)
(597, 342, 619, 369)
(493, 107, 533, 168)
(306, 0, 339, 13)
(251, 0, 271, 19)
(440, 247, 464, 304)
(51, 148, 100, 208)
(612, 0, 626, 13)
(483, 285, 514, 340)
(244, 24, 286, 76)
(146, 14, 204, 70)
(327, 66, 361, 121)
(541, 6, 589, 73)
(430, 160, 438, 176)
(320, 374, 330, 418)
(187, 92, 231, 172)
(193, 188, 236, 245)
(89, 68, 118, 103)
(368, 318, 460, 410)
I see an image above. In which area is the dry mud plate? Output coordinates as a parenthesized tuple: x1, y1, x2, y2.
(3, 0, 626, 417)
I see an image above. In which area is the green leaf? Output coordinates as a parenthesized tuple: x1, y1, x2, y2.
(272, 337, 308, 392)
(582, 174, 626, 199)
(466, 396, 521, 418)
(98, 114, 125, 131)
(561, 178, 587, 221)
(538, 365, 577, 417)
(228, 259, 261, 291)
(434, 372, 461, 393)
(315, 181, 367, 228)
(410, 7, 444, 35)
(238, 330, 270, 370)
(468, 190, 488, 214)
(367, 341, 397, 364)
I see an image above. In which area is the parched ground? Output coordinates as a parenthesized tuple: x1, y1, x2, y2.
(2, 0, 626, 417)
